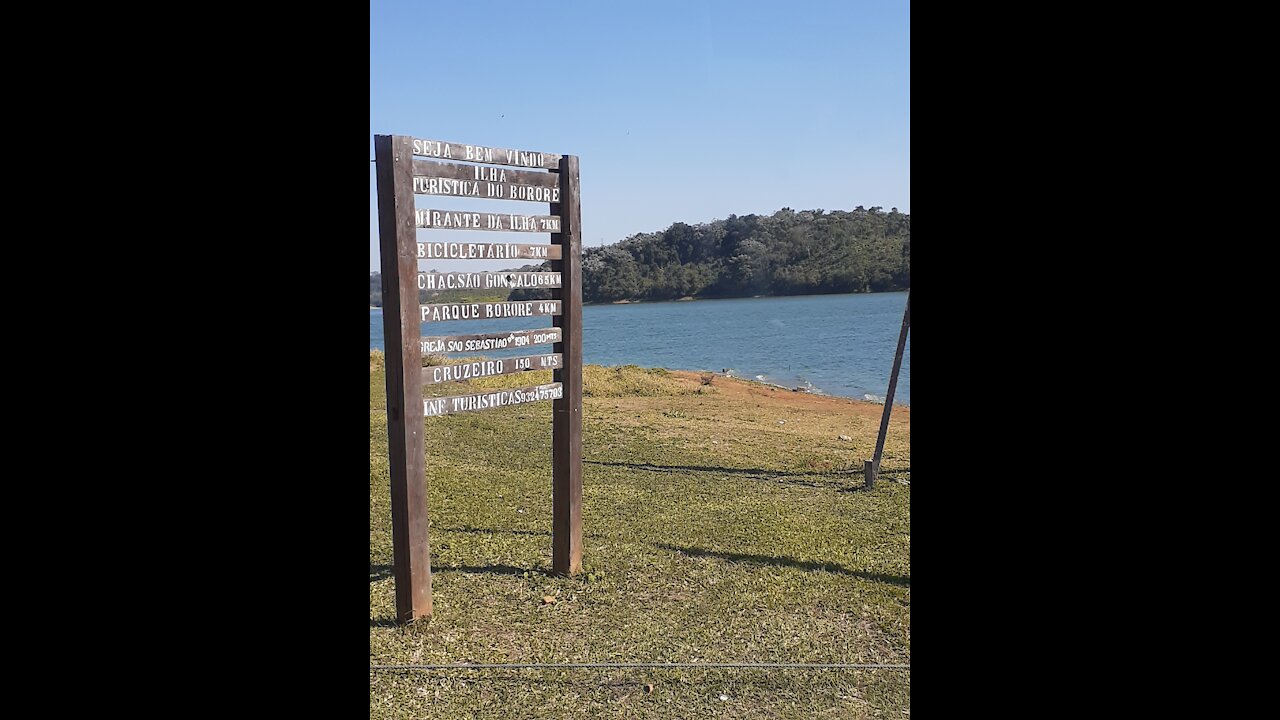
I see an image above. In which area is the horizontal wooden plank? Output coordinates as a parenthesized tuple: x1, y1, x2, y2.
(420, 300, 562, 323)
(421, 327, 562, 354)
(413, 158, 558, 188)
(411, 175, 561, 203)
(412, 138, 561, 170)
(415, 209, 561, 233)
(424, 382, 564, 417)
(422, 353, 563, 385)
(419, 272, 561, 292)
(417, 242, 560, 261)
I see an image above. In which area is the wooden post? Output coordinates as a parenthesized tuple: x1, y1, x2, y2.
(864, 460, 875, 490)
(374, 134, 432, 620)
(869, 291, 910, 486)
(550, 155, 583, 576)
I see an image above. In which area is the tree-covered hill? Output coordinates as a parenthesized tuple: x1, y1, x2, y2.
(372, 205, 909, 306)
(513, 206, 909, 303)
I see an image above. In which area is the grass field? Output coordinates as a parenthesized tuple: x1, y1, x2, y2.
(370, 352, 910, 718)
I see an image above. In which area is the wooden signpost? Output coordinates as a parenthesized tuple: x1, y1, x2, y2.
(375, 135, 583, 622)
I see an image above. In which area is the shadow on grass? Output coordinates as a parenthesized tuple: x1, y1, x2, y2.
(436, 526, 621, 542)
(375, 561, 537, 581)
(370, 674, 891, 687)
(586, 460, 836, 478)
(585, 460, 856, 490)
(587, 459, 909, 472)
(586, 458, 906, 476)
(435, 526, 550, 537)
(434, 564, 529, 576)
(657, 544, 909, 587)
(586, 460, 908, 484)
(370, 617, 399, 628)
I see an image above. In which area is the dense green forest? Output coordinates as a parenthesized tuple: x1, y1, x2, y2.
(370, 206, 909, 306)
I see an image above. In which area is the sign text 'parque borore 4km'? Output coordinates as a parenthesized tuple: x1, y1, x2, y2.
(375, 136, 582, 623)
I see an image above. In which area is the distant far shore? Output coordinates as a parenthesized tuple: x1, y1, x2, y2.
(585, 288, 908, 306)
(372, 288, 908, 310)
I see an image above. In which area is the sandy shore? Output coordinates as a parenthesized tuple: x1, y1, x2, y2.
(665, 369, 909, 420)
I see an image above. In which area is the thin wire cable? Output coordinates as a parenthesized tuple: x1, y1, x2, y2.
(371, 663, 908, 671)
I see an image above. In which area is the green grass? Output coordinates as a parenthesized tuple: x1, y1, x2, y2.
(370, 353, 910, 718)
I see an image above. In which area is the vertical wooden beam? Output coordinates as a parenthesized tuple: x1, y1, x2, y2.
(374, 134, 432, 620)
(864, 460, 875, 490)
(550, 155, 583, 576)
(869, 291, 910, 486)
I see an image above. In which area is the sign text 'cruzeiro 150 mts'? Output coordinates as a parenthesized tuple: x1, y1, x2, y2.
(422, 354, 562, 385)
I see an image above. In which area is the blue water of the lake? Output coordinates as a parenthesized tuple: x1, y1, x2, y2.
(370, 291, 909, 404)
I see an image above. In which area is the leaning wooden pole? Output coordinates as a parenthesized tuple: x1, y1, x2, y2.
(550, 155, 583, 576)
(867, 291, 910, 488)
(374, 134, 432, 620)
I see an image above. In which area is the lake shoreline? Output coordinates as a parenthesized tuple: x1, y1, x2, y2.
(373, 291, 909, 404)
(372, 347, 906, 407)
(666, 369, 907, 410)
(372, 288, 910, 310)
(590, 287, 907, 307)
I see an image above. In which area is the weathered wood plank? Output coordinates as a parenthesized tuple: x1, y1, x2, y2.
(411, 175, 561, 203)
(419, 272, 561, 292)
(420, 328, 562, 354)
(417, 242, 560, 261)
(411, 137, 561, 170)
(422, 353, 563, 385)
(374, 134, 433, 621)
(423, 383, 564, 417)
(413, 158, 559, 188)
(551, 155, 583, 577)
(420, 300, 561, 323)
(869, 291, 910, 484)
(415, 209, 561, 233)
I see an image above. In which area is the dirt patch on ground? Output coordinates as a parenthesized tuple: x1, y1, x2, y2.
(667, 370, 909, 421)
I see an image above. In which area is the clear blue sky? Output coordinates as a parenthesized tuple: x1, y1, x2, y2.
(370, 0, 909, 273)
